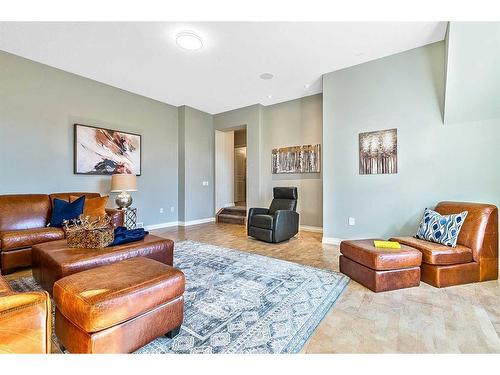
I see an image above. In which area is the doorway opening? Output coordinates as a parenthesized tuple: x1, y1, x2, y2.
(215, 127, 247, 225)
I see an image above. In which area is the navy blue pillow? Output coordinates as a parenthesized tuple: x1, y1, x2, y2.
(50, 196, 86, 227)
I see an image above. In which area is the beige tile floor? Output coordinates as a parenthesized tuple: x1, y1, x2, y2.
(7, 222, 500, 353)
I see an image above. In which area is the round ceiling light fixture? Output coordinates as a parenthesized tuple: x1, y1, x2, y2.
(175, 31, 203, 51)
(259, 73, 274, 80)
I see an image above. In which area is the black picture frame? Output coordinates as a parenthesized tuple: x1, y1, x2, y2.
(74, 123, 142, 176)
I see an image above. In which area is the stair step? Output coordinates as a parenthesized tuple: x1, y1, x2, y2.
(217, 213, 246, 225)
(222, 206, 246, 216)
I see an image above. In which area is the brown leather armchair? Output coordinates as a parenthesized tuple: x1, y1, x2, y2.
(0, 192, 124, 273)
(392, 201, 498, 287)
(0, 273, 52, 353)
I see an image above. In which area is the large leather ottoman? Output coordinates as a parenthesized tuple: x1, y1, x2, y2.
(32, 234, 174, 293)
(53, 257, 185, 353)
(339, 239, 422, 292)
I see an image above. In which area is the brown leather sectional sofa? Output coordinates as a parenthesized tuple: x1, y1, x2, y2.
(0, 272, 52, 353)
(391, 201, 498, 287)
(0, 192, 124, 273)
(340, 201, 498, 291)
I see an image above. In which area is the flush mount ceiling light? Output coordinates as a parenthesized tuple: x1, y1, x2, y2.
(175, 31, 203, 51)
(259, 73, 274, 80)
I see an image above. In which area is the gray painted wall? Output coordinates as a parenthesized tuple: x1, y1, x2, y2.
(323, 41, 500, 240)
(177, 107, 186, 222)
(262, 95, 323, 227)
(0, 50, 179, 226)
(444, 22, 500, 125)
(178, 106, 215, 222)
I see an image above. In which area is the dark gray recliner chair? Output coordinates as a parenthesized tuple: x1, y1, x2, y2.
(247, 187, 299, 243)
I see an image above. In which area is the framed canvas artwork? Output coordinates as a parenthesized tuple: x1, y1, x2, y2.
(272, 144, 321, 174)
(359, 128, 397, 175)
(74, 124, 141, 175)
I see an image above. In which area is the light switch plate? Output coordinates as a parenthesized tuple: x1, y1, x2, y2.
(348, 217, 356, 226)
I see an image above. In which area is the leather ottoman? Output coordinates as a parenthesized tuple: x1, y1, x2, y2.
(339, 239, 422, 292)
(32, 234, 174, 294)
(54, 257, 185, 353)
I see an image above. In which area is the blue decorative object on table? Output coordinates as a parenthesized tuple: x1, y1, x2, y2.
(49, 196, 85, 227)
(415, 208, 468, 247)
(109, 226, 149, 246)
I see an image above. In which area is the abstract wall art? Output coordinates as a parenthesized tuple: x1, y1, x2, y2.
(74, 124, 141, 175)
(272, 144, 321, 174)
(359, 128, 397, 175)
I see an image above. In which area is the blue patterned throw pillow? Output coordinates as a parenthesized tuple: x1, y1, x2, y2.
(415, 208, 468, 248)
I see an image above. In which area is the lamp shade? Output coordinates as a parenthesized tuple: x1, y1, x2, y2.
(110, 173, 138, 192)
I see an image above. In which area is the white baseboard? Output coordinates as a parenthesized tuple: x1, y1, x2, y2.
(179, 217, 215, 226)
(322, 237, 344, 245)
(145, 221, 179, 231)
(145, 217, 215, 231)
(299, 225, 323, 233)
(223, 203, 235, 208)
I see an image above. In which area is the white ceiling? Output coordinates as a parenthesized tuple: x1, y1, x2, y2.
(0, 22, 447, 114)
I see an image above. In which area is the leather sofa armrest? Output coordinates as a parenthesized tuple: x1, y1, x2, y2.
(0, 291, 52, 353)
(247, 208, 270, 235)
(106, 208, 125, 228)
(248, 207, 269, 218)
(273, 210, 300, 243)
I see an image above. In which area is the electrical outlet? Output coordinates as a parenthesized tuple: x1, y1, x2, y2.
(170, 206, 175, 213)
(136, 222, 144, 228)
(160, 208, 164, 214)
(202, 181, 209, 186)
(348, 217, 356, 226)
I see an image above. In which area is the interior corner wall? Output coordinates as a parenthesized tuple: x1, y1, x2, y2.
(178, 106, 215, 222)
(262, 94, 323, 228)
(322, 41, 500, 240)
(0, 50, 179, 227)
(178, 107, 186, 222)
(213, 96, 323, 227)
(214, 104, 264, 210)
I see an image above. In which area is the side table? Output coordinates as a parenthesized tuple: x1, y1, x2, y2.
(123, 207, 138, 229)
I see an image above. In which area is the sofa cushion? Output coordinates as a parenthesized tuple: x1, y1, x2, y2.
(251, 214, 274, 230)
(415, 208, 468, 247)
(434, 201, 498, 263)
(390, 236, 473, 265)
(0, 227, 65, 251)
(53, 257, 185, 333)
(0, 195, 51, 232)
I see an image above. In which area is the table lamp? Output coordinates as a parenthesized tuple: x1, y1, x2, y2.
(110, 173, 138, 209)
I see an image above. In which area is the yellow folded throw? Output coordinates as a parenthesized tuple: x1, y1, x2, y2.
(373, 240, 401, 249)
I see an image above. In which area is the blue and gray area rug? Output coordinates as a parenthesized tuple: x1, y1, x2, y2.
(10, 240, 349, 354)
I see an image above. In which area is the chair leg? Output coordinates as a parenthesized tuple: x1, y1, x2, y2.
(165, 326, 181, 339)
